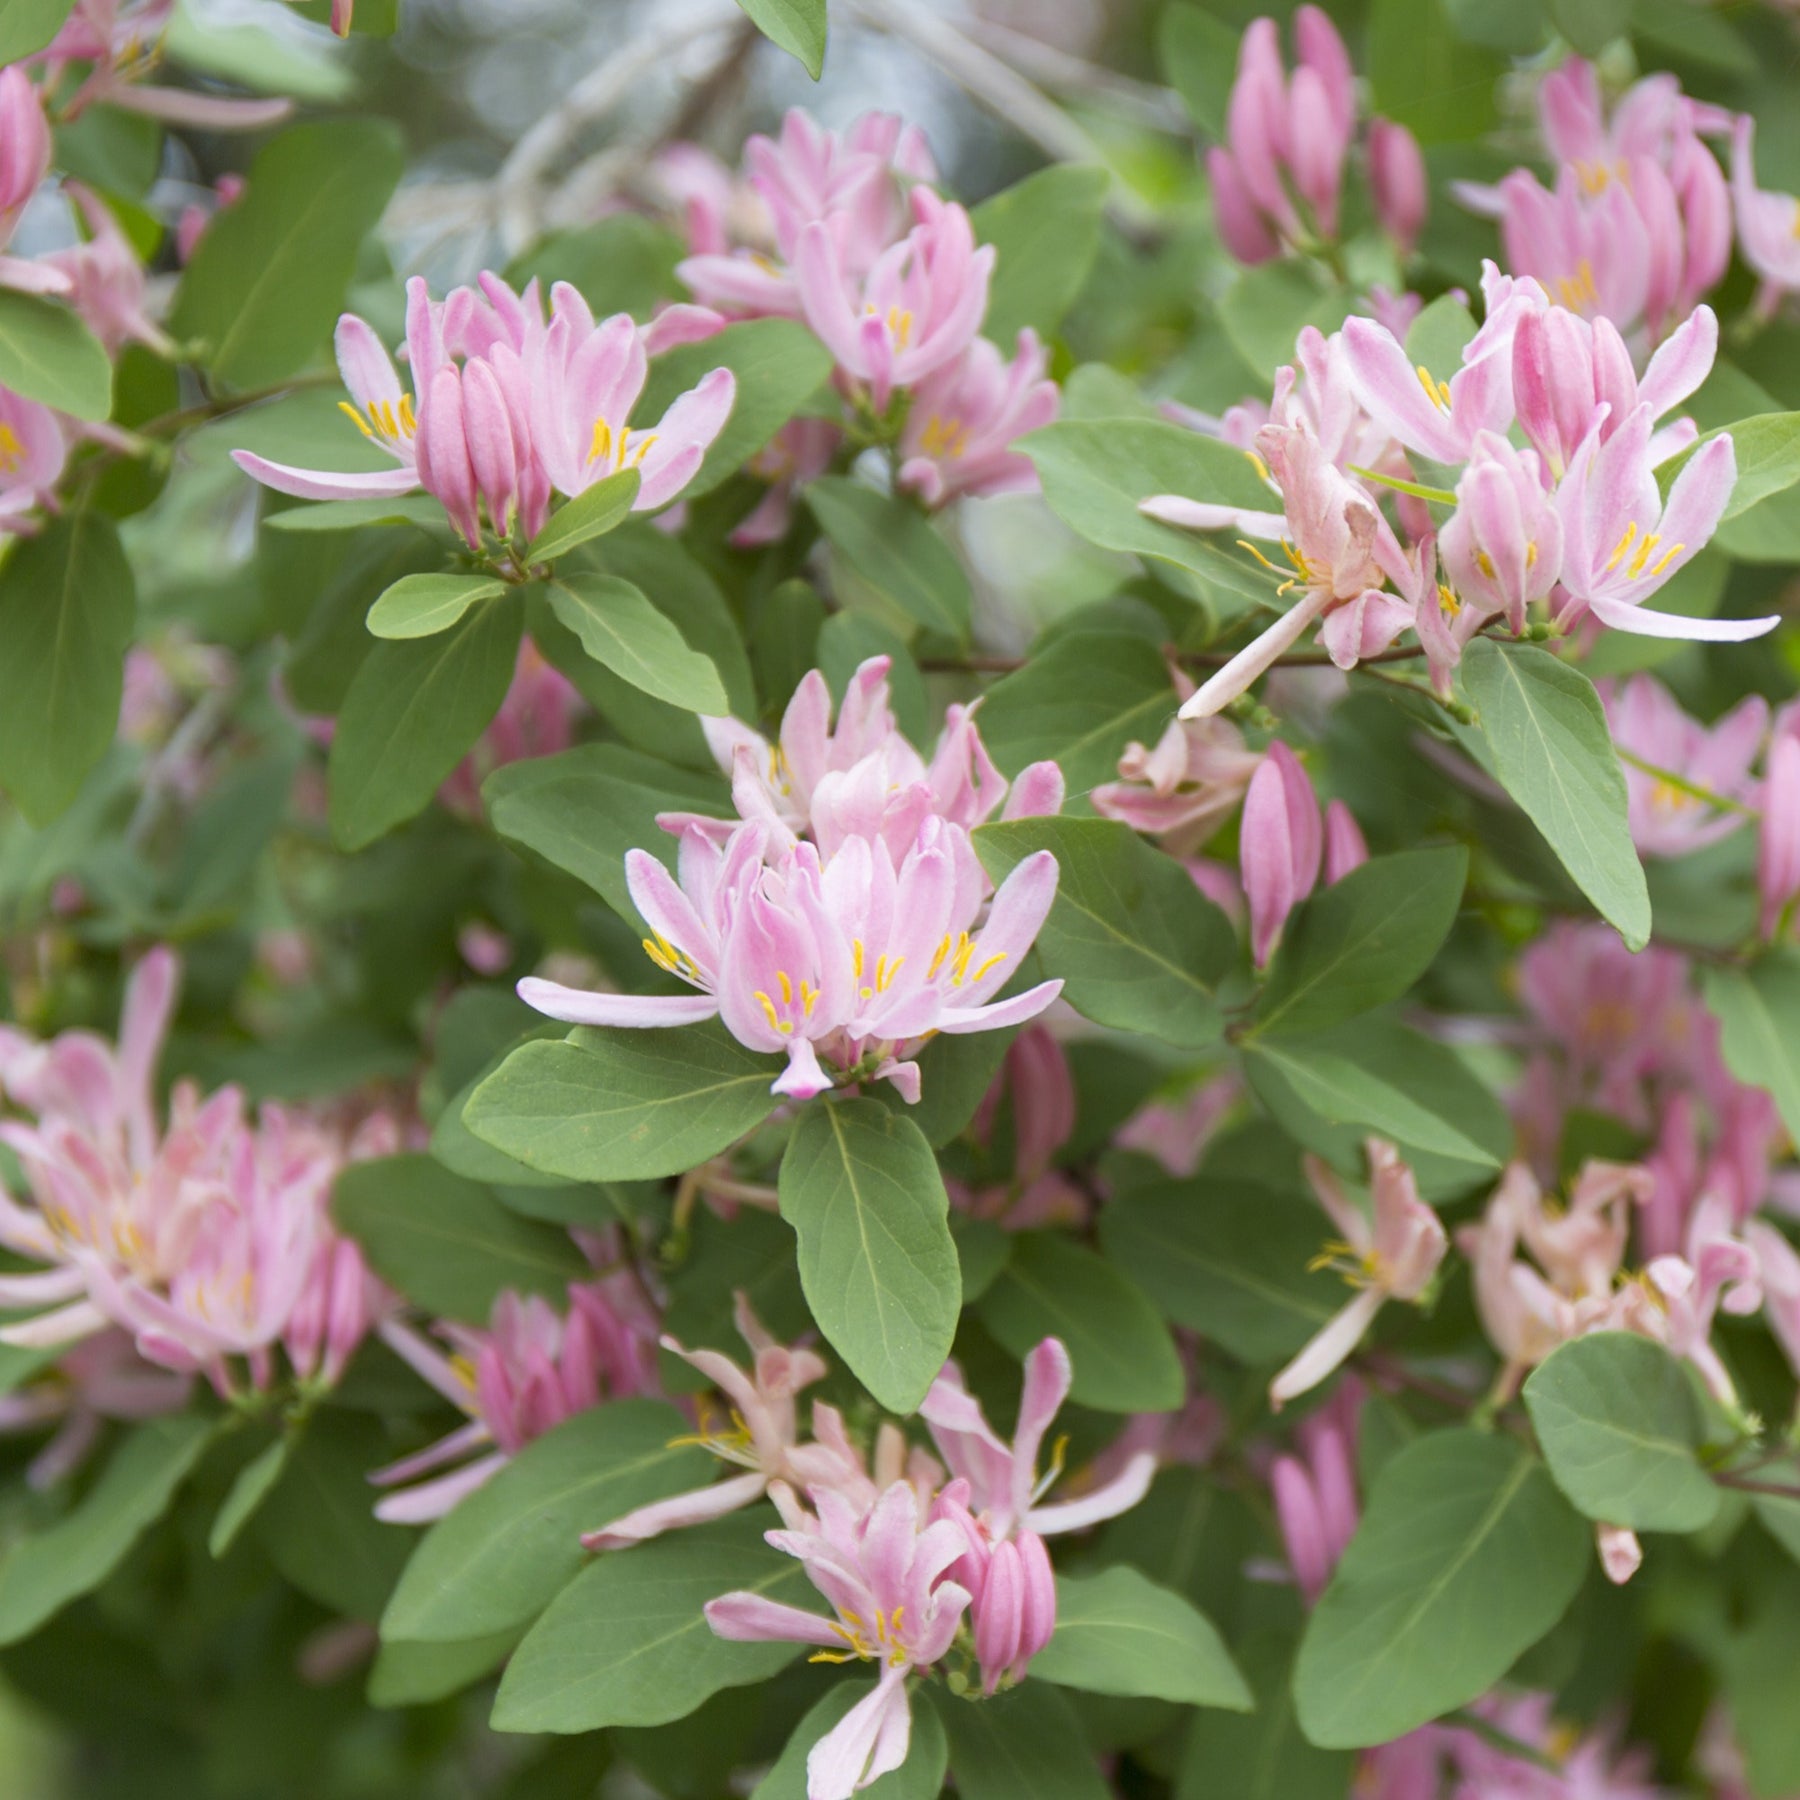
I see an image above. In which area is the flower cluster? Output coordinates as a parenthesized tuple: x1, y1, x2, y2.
(1208, 6, 1427, 264)
(233, 274, 737, 550)
(663, 108, 1059, 529)
(0, 953, 395, 1420)
(517, 655, 1067, 1104)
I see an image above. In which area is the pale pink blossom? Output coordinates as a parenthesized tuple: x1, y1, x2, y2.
(1271, 1140, 1446, 1408)
(40, 184, 173, 357)
(730, 417, 840, 547)
(1603, 674, 1765, 859)
(373, 1274, 661, 1522)
(1759, 729, 1800, 940)
(1732, 114, 1800, 319)
(1114, 1073, 1241, 1178)
(1240, 741, 1322, 966)
(1439, 433, 1563, 636)
(0, 387, 69, 534)
(0, 65, 71, 300)
(1270, 1394, 1360, 1603)
(896, 329, 1058, 507)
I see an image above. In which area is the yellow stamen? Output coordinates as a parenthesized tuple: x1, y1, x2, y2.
(1246, 448, 1271, 483)
(753, 990, 792, 1035)
(1605, 521, 1639, 573)
(777, 970, 793, 1004)
(340, 400, 374, 438)
(1416, 364, 1452, 411)
(591, 416, 613, 465)
(928, 934, 952, 979)
(971, 951, 1007, 982)
(1438, 582, 1461, 618)
(801, 980, 819, 1017)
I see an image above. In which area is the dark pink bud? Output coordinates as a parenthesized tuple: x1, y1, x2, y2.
(1241, 741, 1323, 965)
(1207, 147, 1281, 266)
(1367, 118, 1427, 256)
(1323, 800, 1368, 883)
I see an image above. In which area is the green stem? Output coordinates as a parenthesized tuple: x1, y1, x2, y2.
(1348, 465, 1459, 507)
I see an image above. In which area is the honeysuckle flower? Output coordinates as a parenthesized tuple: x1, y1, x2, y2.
(234, 276, 735, 547)
(0, 1329, 189, 1490)
(1322, 798, 1367, 882)
(525, 282, 736, 508)
(1271, 1140, 1447, 1408)
(1759, 730, 1800, 940)
(1554, 405, 1776, 641)
(41, 184, 174, 357)
(1092, 675, 1263, 856)
(1156, 423, 1418, 718)
(1439, 432, 1563, 634)
(1210, 8, 1357, 257)
(895, 329, 1058, 507)
(0, 387, 70, 534)
(674, 654, 1063, 858)
(1603, 674, 1766, 859)
(1340, 262, 1542, 466)
(439, 640, 584, 818)
(373, 1274, 661, 1522)
(1367, 117, 1427, 255)
(1270, 1387, 1361, 1603)
(0, 65, 71, 300)
(796, 187, 993, 411)
(1241, 740, 1322, 967)
(1744, 1219, 1800, 1382)
(519, 816, 1063, 1104)
(730, 417, 839, 547)
(1731, 115, 1800, 318)
(1115, 1072, 1241, 1178)
(706, 1480, 973, 1800)
(584, 1293, 873, 1549)
(951, 1028, 1086, 1230)
(1598, 1522, 1644, 1585)
(1512, 301, 1717, 481)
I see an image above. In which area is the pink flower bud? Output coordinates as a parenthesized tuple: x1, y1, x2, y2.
(1760, 731, 1800, 939)
(1206, 146, 1281, 265)
(0, 66, 51, 228)
(1440, 432, 1564, 634)
(1367, 118, 1427, 255)
(972, 1531, 1057, 1693)
(1598, 1523, 1643, 1585)
(1241, 741, 1323, 965)
(1323, 799, 1368, 883)
(1288, 65, 1348, 238)
(1294, 5, 1355, 144)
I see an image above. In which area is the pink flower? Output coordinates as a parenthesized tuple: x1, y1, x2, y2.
(0, 387, 69, 533)
(233, 276, 735, 549)
(1554, 404, 1775, 642)
(1603, 674, 1765, 859)
(1367, 117, 1427, 255)
(40, 184, 172, 356)
(1759, 729, 1800, 940)
(1732, 114, 1800, 319)
(1323, 798, 1368, 882)
(439, 640, 584, 818)
(0, 65, 71, 301)
(1439, 432, 1564, 635)
(796, 187, 993, 411)
(1745, 1219, 1800, 1381)
(1271, 1140, 1446, 1407)
(1209, 8, 1357, 257)
(895, 329, 1059, 507)
(583, 1293, 874, 1549)
(730, 417, 840, 547)
(1114, 1073, 1241, 1178)
(706, 1482, 972, 1800)
(373, 1273, 661, 1522)
(1240, 741, 1322, 966)
(519, 816, 1064, 1105)
(951, 1028, 1086, 1230)
(1092, 676, 1263, 857)
(1270, 1388, 1361, 1603)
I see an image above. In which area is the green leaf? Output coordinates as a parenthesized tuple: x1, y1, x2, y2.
(926, 1682, 1110, 1800)
(526, 469, 642, 565)
(1547, 0, 1631, 54)
(1031, 1566, 1250, 1709)
(1218, 264, 1355, 386)
(543, 573, 727, 714)
(1251, 847, 1468, 1038)
(1368, 0, 1504, 143)
(0, 510, 136, 825)
(1178, 1630, 1355, 1800)
(1242, 1040, 1502, 1167)
(467, 1024, 783, 1183)
(636, 318, 833, 500)
(972, 164, 1110, 344)
(1294, 1429, 1588, 1747)
(483, 741, 728, 920)
(1460, 640, 1650, 950)
(1021, 418, 1276, 582)
(0, 291, 112, 421)
(1703, 953, 1800, 1144)
(977, 633, 1176, 804)
(979, 1232, 1183, 1414)
(1660, 412, 1800, 520)
(209, 1437, 293, 1558)
(778, 1099, 961, 1414)
(506, 214, 685, 320)
(1522, 1333, 1721, 1532)
(254, 1413, 414, 1622)
(1158, 3, 1241, 137)
(367, 572, 509, 640)
(734, 0, 826, 77)
(0, 0, 76, 61)
(1098, 1174, 1347, 1364)
(492, 1517, 822, 1732)
(328, 595, 523, 851)
(368, 1631, 520, 1709)
(333, 1154, 589, 1324)
(383, 1402, 714, 1643)
(754, 1682, 948, 1800)
(805, 477, 973, 644)
(974, 817, 1235, 1048)
(172, 118, 405, 388)
(0, 1414, 215, 1646)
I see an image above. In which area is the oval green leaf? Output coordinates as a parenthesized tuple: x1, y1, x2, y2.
(367, 572, 508, 639)
(543, 573, 728, 714)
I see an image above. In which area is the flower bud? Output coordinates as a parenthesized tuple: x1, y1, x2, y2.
(1367, 117, 1427, 255)
(0, 66, 51, 228)
(1323, 799, 1368, 884)
(1241, 741, 1323, 966)
(1759, 731, 1800, 940)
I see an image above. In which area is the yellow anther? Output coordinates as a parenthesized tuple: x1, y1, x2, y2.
(1629, 532, 1662, 577)
(777, 970, 793, 1004)
(971, 951, 1007, 982)
(1438, 583, 1461, 617)
(340, 400, 375, 438)
(1416, 364, 1452, 411)
(399, 393, 417, 435)
(852, 940, 865, 979)
(1246, 448, 1271, 483)
(753, 990, 792, 1035)
(801, 980, 819, 1017)
(448, 1353, 479, 1393)
(1605, 521, 1639, 573)
(591, 416, 614, 464)
(920, 413, 971, 458)
(928, 934, 952, 979)
(1526, 541, 1538, 567)
(1476, 550, 1496, 580)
